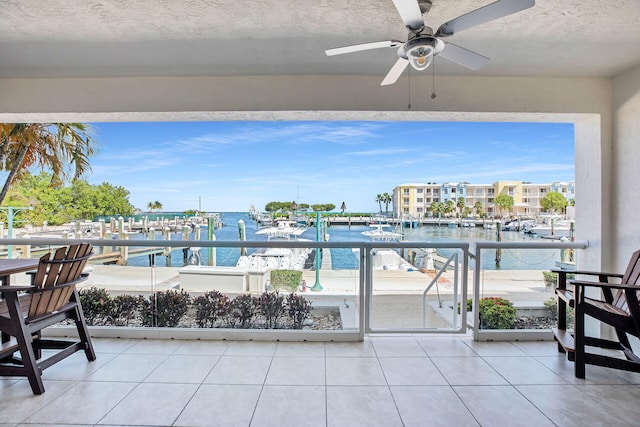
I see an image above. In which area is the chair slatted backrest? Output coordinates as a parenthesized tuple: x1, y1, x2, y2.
(612, 249, 640, 312)
(28, 244, 92, 320)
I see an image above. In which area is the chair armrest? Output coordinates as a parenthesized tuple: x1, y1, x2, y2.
(551, 268, 575, 273)
(0, 279, 82, 294)
(0, 285, 36, 293)
(552, 269, 623, 279)
(569, 280, 638, 290)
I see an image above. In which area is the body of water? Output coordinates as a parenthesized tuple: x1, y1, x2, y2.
(130, 212, 564, 271)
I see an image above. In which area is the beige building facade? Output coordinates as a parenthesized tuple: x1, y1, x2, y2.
(393, 181, 576, 219)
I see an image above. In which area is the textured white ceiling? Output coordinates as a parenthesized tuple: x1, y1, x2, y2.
(1, 0, 639, 79)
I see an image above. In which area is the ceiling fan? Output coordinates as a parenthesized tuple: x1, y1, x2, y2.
(325, 0, 535, 85)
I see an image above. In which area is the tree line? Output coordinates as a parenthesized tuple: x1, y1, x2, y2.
(427, 192, 570, 218)
(264, 201, 336, 212)
(1, 171, 134, 226)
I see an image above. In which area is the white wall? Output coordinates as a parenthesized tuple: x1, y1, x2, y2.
(0, 74, 614, 269)
(612, 64, 640, 269)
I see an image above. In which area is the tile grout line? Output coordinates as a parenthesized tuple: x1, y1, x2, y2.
(247, 341, 277, 426)
(170, 342, 228, 426)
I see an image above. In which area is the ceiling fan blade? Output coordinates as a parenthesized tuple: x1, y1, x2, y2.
(438, 42, 490, 70)
(391, 0, 425, 31)
(381, 58, 409, 86)
(436, 0, 535, 37)
(325, 40, 401, 56)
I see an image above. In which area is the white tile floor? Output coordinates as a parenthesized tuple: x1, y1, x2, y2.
(2, 335, 640, 426)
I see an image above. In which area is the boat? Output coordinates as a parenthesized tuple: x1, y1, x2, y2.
(502, 218, 534, 231)
(370, 249, 416, 271)
(235, 247, 311, 272)
(368, 215, 391, 227)
(362, 223, 403, 241)
(255, 220, 307, 240)
(461, 218, 476, 228)
(524, 221, 572, 238)
(522, 215, 573, 238)
(249, 219, 314, 270)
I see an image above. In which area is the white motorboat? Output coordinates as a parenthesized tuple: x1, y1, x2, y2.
(371, 249, 415, 271)
(236, 247, 311, 272)
(362, 223, 403, 241)
(255, 220, 307, 240)
(525, 222, 572, 238)
(523, 215, 573, 238)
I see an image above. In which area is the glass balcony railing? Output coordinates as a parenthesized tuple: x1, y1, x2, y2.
(472, 240, 587, 340)
(0, 237, 587, 341)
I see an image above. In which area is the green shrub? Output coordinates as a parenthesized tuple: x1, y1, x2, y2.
(287, 293, 312, 329)
(111, 294, 143, 326)
(227, 294, 259, 329)
(458, 298, 473, 314)
(542, 271, 576, 287)
(270, 269, 303, 292)
(140, 290, 190, 327)
(544, 296, 574, 324)
(79, 287, 113, 326)
(78, 288, 317, 330)
(193, 290, 230, 328)
(479, 297, 516, 329)
(259, 291, 285, 329)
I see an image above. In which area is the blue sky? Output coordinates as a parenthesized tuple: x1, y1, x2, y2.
(86, 121, 574, 212)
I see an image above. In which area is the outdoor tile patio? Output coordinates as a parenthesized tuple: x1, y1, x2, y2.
(1, 335, 640, 426)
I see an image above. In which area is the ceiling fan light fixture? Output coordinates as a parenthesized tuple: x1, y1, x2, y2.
(407, 45, 434, 70)
(403, 36, 444, 71)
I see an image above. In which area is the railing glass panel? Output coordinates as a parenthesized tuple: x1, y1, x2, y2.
(0, 239, 363, 340)
(366, 242, 469, 333)
(472, 240, 587, 339)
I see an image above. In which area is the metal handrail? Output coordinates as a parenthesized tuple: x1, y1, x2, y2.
(422, 252, 458, 328)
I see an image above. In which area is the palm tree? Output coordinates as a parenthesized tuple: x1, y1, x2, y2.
(456, 197, 465, 218)
(444, 199, 455, 217)
(382, 192, 392, 215)
(429, 202, 438, 218)
(147, 201, 162, 213)
(0, 123, 95, 205)
(375, 194, 383, 213)
(474, 201, 483, 217)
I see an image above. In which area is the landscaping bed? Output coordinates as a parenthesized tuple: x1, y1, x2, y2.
(78, 287, 343, 330)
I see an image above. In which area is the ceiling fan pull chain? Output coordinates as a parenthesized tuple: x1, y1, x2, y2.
(431, 56, 437, 99)
(408, 67, 412, 109)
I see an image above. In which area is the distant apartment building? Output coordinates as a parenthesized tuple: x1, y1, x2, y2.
(393, 181, 575, 219)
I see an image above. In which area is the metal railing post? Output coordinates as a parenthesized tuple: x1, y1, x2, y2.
(452, 252, 459, 330)
(359, 244, 366, 340)
(473, 247, 482, 340)
(364, 245, 373, 334)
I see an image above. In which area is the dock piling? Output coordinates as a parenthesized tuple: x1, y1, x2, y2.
(208, 217, 217, 266)
(495, 221, 502, 265)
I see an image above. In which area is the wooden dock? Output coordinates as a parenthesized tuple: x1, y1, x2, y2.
(90, 247, 167, 266)
(321, 248, 332, 270)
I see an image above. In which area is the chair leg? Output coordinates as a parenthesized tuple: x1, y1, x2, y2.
(72, 291, 96, 361)
(6, 298, 45, 394)
(16, 332, 45, 394)
(574, 299, 586, 379)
